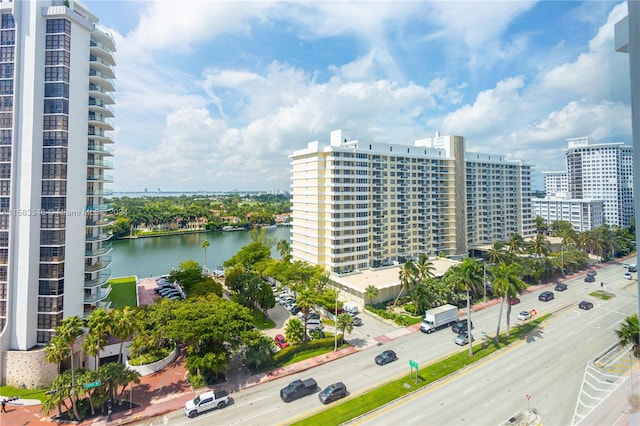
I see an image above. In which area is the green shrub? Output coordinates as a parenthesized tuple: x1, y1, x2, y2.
(187, 373, 205, 389)
(273, 336, 343, 364)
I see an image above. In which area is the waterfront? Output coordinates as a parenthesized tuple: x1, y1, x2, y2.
(110, 226, 291, 278)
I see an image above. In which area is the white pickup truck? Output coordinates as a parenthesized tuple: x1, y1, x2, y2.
(184, 390, 229, 418)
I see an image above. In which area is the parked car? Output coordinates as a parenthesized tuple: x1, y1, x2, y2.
(554, 282, 568, 292)
(304, 318, 324, 330)
(274, 334, 289, 349)
(579, 301, 594, 310)
(375, 350, 398, 365)
(509, 297, 521, 306)
(290, 306, 302, 315)
(168, 294, 184, 301)
(454, 332, 474, 346)
(584, 275, 596, 283)
(297, 311, 319, 321)
(587, 269, 597, 277)
(452, 320, 473, 334)
(517, 311, 531, 321)
(538, 291, 554, 302)
(318, 382, 347, 404)
(625, 272, 633, 280)
(352, 316, 363, 326)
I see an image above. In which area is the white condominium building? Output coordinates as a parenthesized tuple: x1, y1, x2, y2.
(0, 0, 115, 387)
(532, 197, 604, 232)
(543, 171, 569, 197)
(290, 130, 533, 275)
(535, 137, 634, 230)
(564, 137, 634, 228)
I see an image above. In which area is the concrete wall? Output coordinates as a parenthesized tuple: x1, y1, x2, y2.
(2, 347, 57, 388)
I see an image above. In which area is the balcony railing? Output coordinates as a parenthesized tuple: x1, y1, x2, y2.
(84, 257, 112, 272)
(84, 285, 111, 303)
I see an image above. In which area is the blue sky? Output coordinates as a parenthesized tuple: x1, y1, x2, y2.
(84, 0, 631, 192)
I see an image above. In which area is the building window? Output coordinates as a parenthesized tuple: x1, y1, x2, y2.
(0, 80, 12, 95)
(45, 34, 70, 50)
(0, 30, 15, 46)
(46, 19, 71, 35)
(45, 66, 69, 82)
(44, 50, 70, 67)
(43, 131, 68, 147)
(43, 99, 69, 114)
(44, 82, 69, 98)
(1, 14, 15, 30)
(0, 46, 14, 62)
(43, 115, 68, 131)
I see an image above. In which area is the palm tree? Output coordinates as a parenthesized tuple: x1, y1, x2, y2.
(485, 242, 507, 265)
(85, 308, 111, 371)
(506, 233, 526, 255)
(616, 314, 640, 358)
(415, 254, 436, 282)
(457, 259, 483, 356)
(45, 334, 70, 374)
(396, 260, 418, 306)
(365, 285, 379, 306)
(528, 233, 551, 258)
(492, 262, 527, 340)
(295, 288, 315, 339)
(284, 318, 305, 344)
(200, 240, 210, 270)
(54, 315, 85, 420)
(336, 313, 354, 337)
(110, 307, 136, 364)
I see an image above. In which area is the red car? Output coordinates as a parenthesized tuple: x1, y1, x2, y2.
(274, 334, 289, 349)
(509, 297, 521, 305)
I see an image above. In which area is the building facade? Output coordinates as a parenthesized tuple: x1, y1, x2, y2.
(536, 137, 634, 231)
(0, 0, 115, 387)
(565, 137, 634, 228)
(290, 130, 533, 275)
(531, 196, 604, 232)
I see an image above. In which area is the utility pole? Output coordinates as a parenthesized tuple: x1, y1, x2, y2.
(334, 289, 339, 351)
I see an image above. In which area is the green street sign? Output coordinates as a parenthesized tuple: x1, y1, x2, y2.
(409, 359, 418, 369)
(83, 380, 102, 389)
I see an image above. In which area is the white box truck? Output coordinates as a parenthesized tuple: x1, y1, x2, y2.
(419, 304, 458, 334)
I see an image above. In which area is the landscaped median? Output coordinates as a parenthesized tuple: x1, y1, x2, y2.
(289, 314, 551, 426)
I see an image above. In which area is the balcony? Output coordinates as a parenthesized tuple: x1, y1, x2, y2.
(86, 217, 111, 227)
(85, 232, 110, 242)
(84, 285, 111, 304)
(85, 256, 112, 272)
(87, 159, 114, 169)
(87, 143, 114, 155)
(87, 174, 114, 183)
(86, 188, 113, 197)
(85, 243, 113, 257)
(84, 270, 112, 288)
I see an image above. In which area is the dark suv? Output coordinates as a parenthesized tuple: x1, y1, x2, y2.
(554, 282, 568, 292)
(452, 320, 473, 334)
(538, 291, 554, 302)
(318, 382, 347, 404)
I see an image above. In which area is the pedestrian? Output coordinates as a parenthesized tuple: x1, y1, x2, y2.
(1, 398, 7, 413)
(601, 282, 604, 288)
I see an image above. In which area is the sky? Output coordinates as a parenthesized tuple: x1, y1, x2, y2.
(83, 0, 632, 193)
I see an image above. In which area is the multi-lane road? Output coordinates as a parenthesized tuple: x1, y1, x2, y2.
(135, 262, 637, 426)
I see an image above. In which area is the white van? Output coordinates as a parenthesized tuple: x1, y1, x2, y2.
(343, 302, 359, 316)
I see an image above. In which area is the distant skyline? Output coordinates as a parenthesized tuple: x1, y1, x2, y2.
(85, 0, 631, 192)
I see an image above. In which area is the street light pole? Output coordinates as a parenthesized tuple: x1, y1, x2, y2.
(483, 264, 487, 302)
(561, 244, 564, 275)
(334, 289, 339, 351)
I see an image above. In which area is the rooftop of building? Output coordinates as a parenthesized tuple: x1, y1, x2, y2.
(330, 257, 462, 293)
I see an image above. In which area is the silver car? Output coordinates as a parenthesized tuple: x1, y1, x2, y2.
(454, 332, 474, 346)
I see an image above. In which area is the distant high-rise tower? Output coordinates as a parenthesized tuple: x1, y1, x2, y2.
(0, 0, 116, 387)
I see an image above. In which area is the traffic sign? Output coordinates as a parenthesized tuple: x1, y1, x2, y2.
(83, 380, 102, 389)
(409, 359, 418, 369)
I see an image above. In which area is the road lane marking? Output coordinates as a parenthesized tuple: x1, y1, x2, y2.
(526, 374, 536, 381)
(484, 398, 496, 407)
(463, 385, 475, 394)
(228, 406, 280, 425)
(407, 414, 424, 424)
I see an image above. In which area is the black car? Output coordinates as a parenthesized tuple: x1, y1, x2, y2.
(579, 301, 594, 310)
(318, 382, 347, 404)
(584, 275, 596, 283)
(352, 316, 363, 326)
(554, 282, 568, 292)
(451, 320, 473, 334)
(538, 291, 554, 302)
(587, 269, 597, 277)
(375, 350, 398, 365)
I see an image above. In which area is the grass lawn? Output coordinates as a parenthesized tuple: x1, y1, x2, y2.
(0, 385, 47, 403)
(292, 315, 550, 426)
(253, 309, 276, 329)
(107, 276, 137, 307)
(589, 290, 615, 300)
(283, 343, 349, 366)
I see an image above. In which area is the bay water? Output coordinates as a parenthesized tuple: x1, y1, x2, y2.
(109, 226, 291, 279)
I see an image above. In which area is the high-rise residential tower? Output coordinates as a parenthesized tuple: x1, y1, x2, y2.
(0, 0, 115, 387)
(290, 130, 533, 275)
(533, 137, 634, 231)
